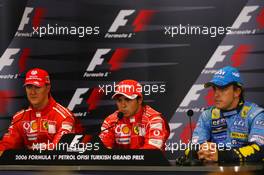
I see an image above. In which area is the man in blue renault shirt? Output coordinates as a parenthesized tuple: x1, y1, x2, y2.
(192, 66, 264, 162)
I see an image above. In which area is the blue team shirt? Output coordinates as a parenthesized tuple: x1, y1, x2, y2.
(192, 101, 264, 148)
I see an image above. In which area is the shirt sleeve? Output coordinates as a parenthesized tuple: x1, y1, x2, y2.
(218, 143, 264, 162)
(99, 117, 116, 149)
(219, 112, 264, 162)
(192, 110, 212, 144)
(0, 116, 24, 151)
(141, 115, 170, 150)
(248, 112, 264, 146)
(52, 115, 75, 146)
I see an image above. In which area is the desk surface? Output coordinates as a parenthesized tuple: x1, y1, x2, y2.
(0, 149, 263, 173)
(0, 162, 263, 172)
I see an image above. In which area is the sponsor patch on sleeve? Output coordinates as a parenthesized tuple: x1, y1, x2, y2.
(249, 135, 264, 145)
(148, 139, 163, 148)
(192, 136, 199, 144)
(150, 123, 162, 130)
(255, 119, 264, 129)
(62, 122, 73, 132)
(48, 121, 56, 134)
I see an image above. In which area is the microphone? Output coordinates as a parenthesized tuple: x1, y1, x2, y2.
(85, 112, 123, 148)
(117, 112, 124, 120)
(187, 109, 194, 118)
(187, 109, 194, 141)
(181, 109, 202, 166)
(82, 112, 124, 136)
(100, 112, 123, 133)
(60, 112, 124, 146)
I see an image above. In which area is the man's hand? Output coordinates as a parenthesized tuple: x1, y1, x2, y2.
(197, 142, 218, 162)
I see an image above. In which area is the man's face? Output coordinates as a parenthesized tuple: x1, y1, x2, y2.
(212, 85, 241, 110)
(115, 95, 142, 118)
(25, 84, 50, 110)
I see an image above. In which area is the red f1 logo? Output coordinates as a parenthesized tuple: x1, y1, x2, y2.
(179, 85, 204, 107)
(68, 88, 104, 112)
(205, 44, 252, 69)
(18, 7, 34, 31)
(86, 48, 131, 72)
(232, 6, 259, 29)
(68, 88, 89, 111)
(0, 49, 20, 71)
(0, 48, 30, 73)
(108, 9, 155, 33)
(108, 10, 135, 32)
(86, 49, 111, 72)
(18, 7, 46, 31)
(205, 46, 234, 68)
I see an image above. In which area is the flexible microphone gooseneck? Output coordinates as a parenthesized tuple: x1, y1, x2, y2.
(100, 112, 124, 133)
(117, 112, 124, 120)
(187, 109, 194, 143)
(182, 109, 202, 166)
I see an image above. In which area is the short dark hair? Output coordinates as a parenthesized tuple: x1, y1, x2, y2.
(233, 84, 244, 102)
(136, 96, 146, 107)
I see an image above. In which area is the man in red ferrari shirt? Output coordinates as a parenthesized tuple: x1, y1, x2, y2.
(99, 79, 170, 150)
(0, 68, 80, 153)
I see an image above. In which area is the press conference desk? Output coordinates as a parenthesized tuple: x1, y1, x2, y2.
(0, 162, 263, 175)
(0, 163, 263, 171)
(0, 148, 262, 174)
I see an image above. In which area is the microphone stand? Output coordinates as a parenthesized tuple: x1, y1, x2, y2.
(68, 112, 124, 147)
(100, 112, 123, 133)
(90, 112, 124, 147)
(182, 109, 202, 166)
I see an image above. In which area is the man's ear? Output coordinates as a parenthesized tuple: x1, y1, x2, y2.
(46, 84, 51, 92)
(137, 97, 143, 105)
(234, 86, 242, 98)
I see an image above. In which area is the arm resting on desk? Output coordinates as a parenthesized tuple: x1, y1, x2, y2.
(218, 143, 264, 162)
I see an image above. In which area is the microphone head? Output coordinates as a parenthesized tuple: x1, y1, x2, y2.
(187, 109, 194, 117)
(117, 112, 124, 120)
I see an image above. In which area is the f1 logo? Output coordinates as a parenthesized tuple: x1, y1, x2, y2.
(69, 135, 83, 148)
(108, 10, 135, 32)
(232, 6, 259, 29)
(18, 7, 34, 31)
(205, 46, 234, 68)
(86, 48, 131, 72)
(18, 7, 45, 31)
(205, 44, 251, 68)
(108, 9, 155, 33)
(0, 48, 20, 71)
(86, 49, 111, 72)
(68, 88, 89, 111)
(179, 85, 204, 107)
(68, 88, 103, 112)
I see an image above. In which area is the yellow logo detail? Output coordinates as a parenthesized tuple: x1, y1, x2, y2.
(212, 108, 220, 119)
(43, 121, 48, 130)
(133, 126, 139, 135)
(240, 106, 251, 118)
(122, 126, 130, 134)
(184, 148, 190, 156)
(239, 144, 260, 157)
(31, 121, 38, 130)
(252, 144, 260, 151)
(231, 132, 248, 139)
